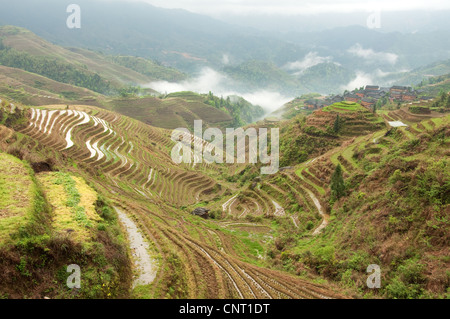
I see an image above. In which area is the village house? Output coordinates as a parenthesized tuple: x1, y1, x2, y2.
(305, 99, 326, 110)
(361, 97, 376, 109)
(402, 91, 418, 101)
(305, 99, 317, 109)
(310, 84, 421, 111)
(365, 85, 380, 91)
(390, 86, 410, 100)
(346, 94, 360, 103)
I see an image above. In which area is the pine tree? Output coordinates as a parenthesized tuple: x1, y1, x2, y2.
(330, 164, 345, 201)
(440, 91, 447, 104)
(333, 114, 340, 133)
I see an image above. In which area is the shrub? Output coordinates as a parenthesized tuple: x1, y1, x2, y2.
(385, 277, 422, 299)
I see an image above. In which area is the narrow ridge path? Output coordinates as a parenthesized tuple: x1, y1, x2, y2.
(114, 207, 157, 288)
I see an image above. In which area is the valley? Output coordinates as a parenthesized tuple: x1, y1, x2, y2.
(0, 1, 449, 301)
(1, 79, 448, 298)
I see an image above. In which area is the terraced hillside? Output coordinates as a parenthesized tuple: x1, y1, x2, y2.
(19, 105, 226, 207)
(2, 90, 447, 299)
(213, 101, 449, 299)
(0, 101, 345, 299)
(312, 101, 385, 136)
(257, 109, 450, 299)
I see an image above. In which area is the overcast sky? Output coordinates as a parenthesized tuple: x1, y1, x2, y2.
(130, 0, 450, 15)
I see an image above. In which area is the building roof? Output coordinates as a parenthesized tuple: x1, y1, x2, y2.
(391, 86, 409, 90)
(388, 121, 408, 128)
(191, 207, 210, 218)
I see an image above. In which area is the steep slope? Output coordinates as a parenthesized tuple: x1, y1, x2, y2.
(0, 100, 344, 299)
(219, 99, 449, 298)
(0, 150, 131, 299)
(0, 65, 102, 106)
(0, 26, 184, 93)
(254, 109, 450, 299)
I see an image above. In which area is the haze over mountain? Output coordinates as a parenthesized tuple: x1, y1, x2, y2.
(0, 0, 449, 302)
(1, 0, 450, 108)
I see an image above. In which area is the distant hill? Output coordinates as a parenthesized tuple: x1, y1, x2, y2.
(391, 59, 450, 86)
(0, 26, 185, 94)
(2, 1, 450, 96)
(0, 0, 307, 73)
(299, 63, 355, 94)
(0, 64, 102, 106)
(223, 60, 306, 95)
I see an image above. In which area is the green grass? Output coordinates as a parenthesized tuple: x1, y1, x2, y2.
(295, 167, 326, 195)
(37, 172, 102, 244)
(0, 152, 35, 245)
(322, 101, 366, 113)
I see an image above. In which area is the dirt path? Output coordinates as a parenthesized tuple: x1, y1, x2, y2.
(303, 189, 329, 236)
(291, 216, 299, 228)
(272, 200, 285, 217)
(222, 194, 238, 213)
(297, 157, 329, 235)
(114, 207, 157, 288)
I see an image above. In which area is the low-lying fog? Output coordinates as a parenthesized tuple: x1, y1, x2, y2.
(145, 67, 294, 115)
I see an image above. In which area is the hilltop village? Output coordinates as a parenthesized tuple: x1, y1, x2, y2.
(304, 85, 434, 111)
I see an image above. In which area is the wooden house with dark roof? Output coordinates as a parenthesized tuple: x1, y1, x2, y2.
(402, 91, 417, 101)
(346, 94, 360, 103)
(361, 97, 376, 108)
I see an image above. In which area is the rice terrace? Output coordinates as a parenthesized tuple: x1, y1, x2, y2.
(0, 0, 449, 305)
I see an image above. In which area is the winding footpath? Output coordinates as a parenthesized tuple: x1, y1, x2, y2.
(305, 189, 329, 236)
(114, 207, 157, 288)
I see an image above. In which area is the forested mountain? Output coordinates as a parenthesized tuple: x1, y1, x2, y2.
(2, 0, 450, 95)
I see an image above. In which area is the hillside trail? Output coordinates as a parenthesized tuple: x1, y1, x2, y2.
(306, 189, 329, 235)
(299, 156, 329, 235)
(114, 207, 157, 289)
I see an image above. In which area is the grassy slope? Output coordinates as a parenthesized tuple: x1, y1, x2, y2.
(266, 112, 450, 299)
(106, 96, 233, 130)
(0, 101, 347, 299)
(0, 151, 131, 298)
(0, 65, 102, 105)
(0, 152, 35, 244)
(37, 172, 103, 243)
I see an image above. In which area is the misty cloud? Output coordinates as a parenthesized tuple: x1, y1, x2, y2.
(348, 43, 398, 65)
(341, 71, 375, 91)
(141, 0, 450, 15)
(284, 52, 334, 75)
(222, 54, 230, 65)
(340, 66, 411, 91)
(238, 91, 293, 114)
(147, 68, 228, 94)
(146, 67, 293, 114)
